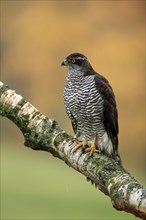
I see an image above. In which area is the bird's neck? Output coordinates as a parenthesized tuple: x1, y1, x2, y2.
(67, 69, 84, 82)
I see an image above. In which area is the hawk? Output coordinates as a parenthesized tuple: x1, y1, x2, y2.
(61, 52, 121, 163)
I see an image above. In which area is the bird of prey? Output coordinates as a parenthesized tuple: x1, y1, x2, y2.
(61, 52, 121, 163)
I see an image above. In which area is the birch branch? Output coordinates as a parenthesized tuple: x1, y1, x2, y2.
(0, 81, 145, 219)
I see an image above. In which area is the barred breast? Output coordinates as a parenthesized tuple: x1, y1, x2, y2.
(64, 72, 106, 144)
(62, 52, 120, 162)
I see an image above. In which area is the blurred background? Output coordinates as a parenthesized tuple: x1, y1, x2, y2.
(1, 0, 145, 219)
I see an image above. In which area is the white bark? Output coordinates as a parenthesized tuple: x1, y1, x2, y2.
(0, 81, 146, 219)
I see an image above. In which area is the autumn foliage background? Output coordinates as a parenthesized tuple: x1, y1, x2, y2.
(1, 1, 145, 219)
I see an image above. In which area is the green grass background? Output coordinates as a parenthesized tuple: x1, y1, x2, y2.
(1, 137, 143, 220)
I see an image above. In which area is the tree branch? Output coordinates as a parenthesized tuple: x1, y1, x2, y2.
(0, 81, 146, 219)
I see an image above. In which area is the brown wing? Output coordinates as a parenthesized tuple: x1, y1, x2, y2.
(94, 73, 119, 150)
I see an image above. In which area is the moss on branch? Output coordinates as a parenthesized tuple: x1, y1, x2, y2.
(0, 81, 146, 219)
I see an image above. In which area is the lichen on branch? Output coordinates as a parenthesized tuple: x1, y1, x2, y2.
(0, 81, 146, 219)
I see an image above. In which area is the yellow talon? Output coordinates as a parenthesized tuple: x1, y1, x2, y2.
(85, 137, 100, 156)
(73, 140, 87, 152)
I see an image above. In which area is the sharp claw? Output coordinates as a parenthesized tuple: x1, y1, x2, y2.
(85, 147, 100, 156)
(85, 137, 100, 156)
(73, 137, 100, 156)
(73, 140, 87, 152)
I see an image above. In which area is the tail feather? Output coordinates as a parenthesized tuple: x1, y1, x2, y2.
(112, 149, 122, 165)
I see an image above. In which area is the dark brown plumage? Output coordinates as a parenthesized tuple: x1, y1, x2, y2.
(62, 52, 121, 163)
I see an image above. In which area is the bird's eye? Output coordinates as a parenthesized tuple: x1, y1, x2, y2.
(72, 59, 76, 64)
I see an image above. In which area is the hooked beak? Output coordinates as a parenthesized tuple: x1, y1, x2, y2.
(61, 59, 67, 66)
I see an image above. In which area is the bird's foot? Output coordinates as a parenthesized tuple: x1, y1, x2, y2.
(85, 137, 100, 156)
(73, 140, 87, 152)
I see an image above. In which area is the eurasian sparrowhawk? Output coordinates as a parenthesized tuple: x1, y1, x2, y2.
(61, 53, 121, 163)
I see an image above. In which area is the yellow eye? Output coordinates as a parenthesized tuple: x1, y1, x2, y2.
(72, 59, 76, 63)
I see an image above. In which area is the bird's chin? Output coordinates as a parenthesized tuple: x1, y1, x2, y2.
(68, 65, 82, 72)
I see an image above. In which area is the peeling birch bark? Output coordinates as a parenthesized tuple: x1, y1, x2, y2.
(0, 81, 146, 219)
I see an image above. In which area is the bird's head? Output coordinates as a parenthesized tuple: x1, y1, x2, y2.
(61, 53, 93, 73)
